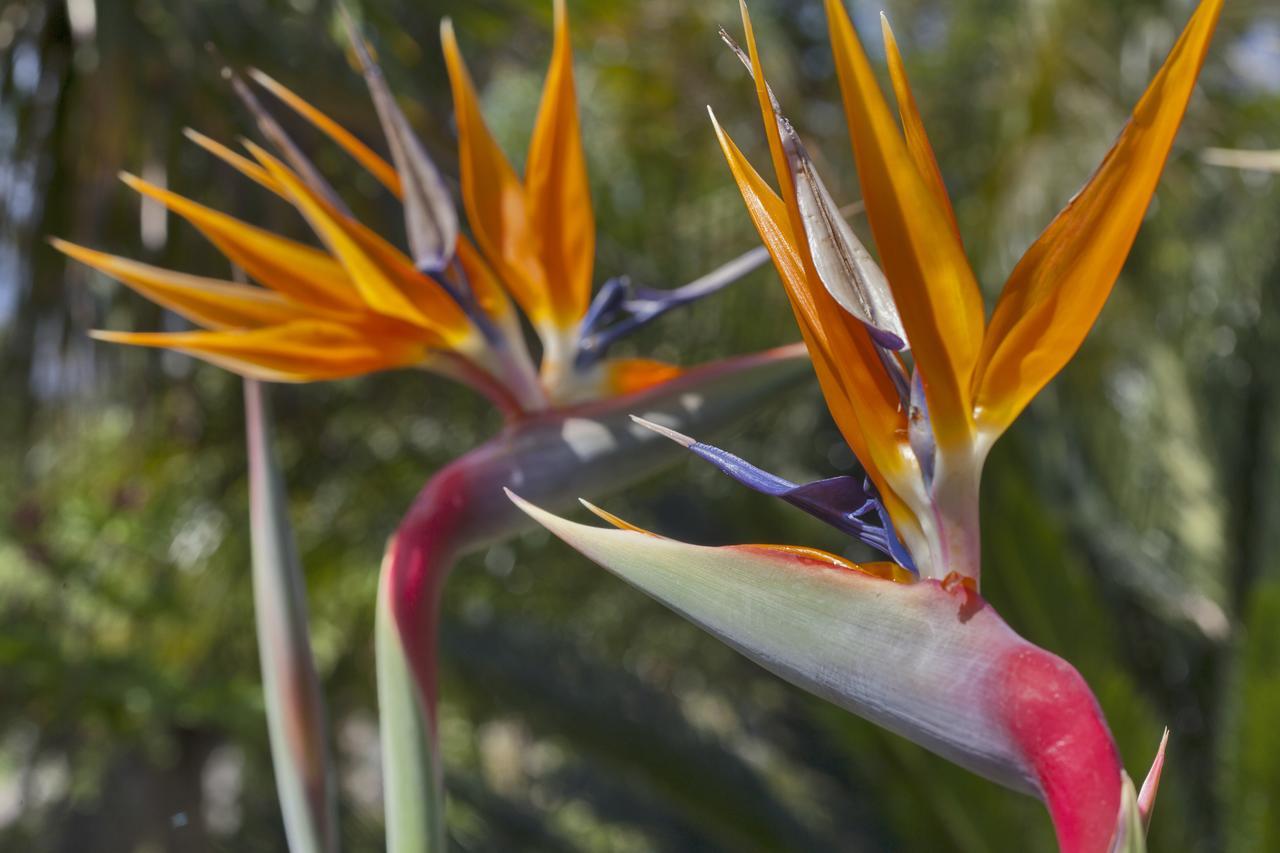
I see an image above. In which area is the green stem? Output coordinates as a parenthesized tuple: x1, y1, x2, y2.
(244, 379, 339, 853)
(377, 543, 446, 853)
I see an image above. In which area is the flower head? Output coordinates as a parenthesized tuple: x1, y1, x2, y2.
(687, 0, 1223, 585)
(512, 1, 1221, 849)
(53, 0, 761, 415)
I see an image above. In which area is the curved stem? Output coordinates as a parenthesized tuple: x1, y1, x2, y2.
(376, 345, 810, 850)
(377, 539, 446, 853)
(994, 646, 1124, 853)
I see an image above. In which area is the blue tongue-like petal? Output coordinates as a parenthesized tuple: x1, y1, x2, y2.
(576, 245, 771, 369)
(630, 416, 916, 570)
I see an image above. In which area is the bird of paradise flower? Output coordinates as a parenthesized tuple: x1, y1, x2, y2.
(53, 3, 813, 850)
(513, 1, 1222, 851)
(53, 6, 760, 408)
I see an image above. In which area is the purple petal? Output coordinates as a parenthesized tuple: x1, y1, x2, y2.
(630, 417, 915, 569)
(576, 245, 771, 367)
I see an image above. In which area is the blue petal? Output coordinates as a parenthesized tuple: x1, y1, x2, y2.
(576, 246, 770, 368)
(632, 417, 915, 570)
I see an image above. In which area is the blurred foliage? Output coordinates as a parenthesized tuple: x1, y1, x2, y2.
(1, 0, 1278, 850)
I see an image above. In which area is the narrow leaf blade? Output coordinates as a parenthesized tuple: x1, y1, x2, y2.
(244, 379, 338, 853)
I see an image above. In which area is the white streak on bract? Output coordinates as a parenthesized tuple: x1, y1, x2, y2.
(560, 417, 618, 462)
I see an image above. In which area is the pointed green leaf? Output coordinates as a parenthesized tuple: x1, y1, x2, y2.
(244, 379, 338, 853)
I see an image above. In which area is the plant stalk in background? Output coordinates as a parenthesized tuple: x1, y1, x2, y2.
(514, 1, 1222, 850)
(244, 379, 338, 853)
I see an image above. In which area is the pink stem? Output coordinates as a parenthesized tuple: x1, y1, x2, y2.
(384, 457, 473, 733)
(389, 343, 812, 731)
(993, 645, 1124, 853)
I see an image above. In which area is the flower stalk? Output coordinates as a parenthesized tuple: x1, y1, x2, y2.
(378, 345, 809, 850)
(244, 379, 338, 853)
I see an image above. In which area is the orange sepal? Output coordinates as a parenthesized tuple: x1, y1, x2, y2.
(53, 239, 299, 330)
(825, 0, 983, 448)
(91, 319, 428, 382)
(525, 0, 595, 328)
(972, 0, 1224, 434)
(879, 15, 962, 243)
(248, 68, 402, 196)
(441, 19, 550, 325)
(120, 172, 361, 312)
(247, 142, 472, 342)
(605, 358, 684, 396)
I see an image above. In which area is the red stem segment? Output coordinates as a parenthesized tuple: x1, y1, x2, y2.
(994, 646, 1124, 853)
(383, 344, 813, 799)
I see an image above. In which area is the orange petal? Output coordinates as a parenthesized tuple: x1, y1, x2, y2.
(879, 15, 962, 243)
(973, 0, 1223, 434)
(441, 19, 550, 324)
(248, 142, 470, 341)
(120, 172, 361, 311)
(248, 68, 402, 196)
(825, 0, 984, 449)
(53, 239, 299, 330)
(738, 1, 793, 205)
(183, 128, 283, 195)
(524, 0, 595, 328)
(710, 113, 919, 538)
(454, 233, 514, 320)
(605, 358, 683, 396)
(91, 320, 426, 381)
(578, 498, 662, 536)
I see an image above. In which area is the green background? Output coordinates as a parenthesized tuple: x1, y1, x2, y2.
(1, 0, 1278, 849)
